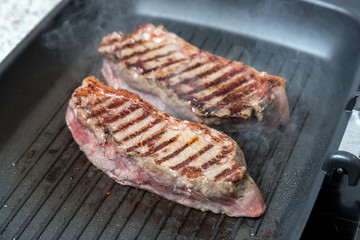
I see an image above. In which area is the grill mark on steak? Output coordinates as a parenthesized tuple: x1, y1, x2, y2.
(126, 128, 167, 152)
(201, 148, 233, 170)
(120, 44, 166, 61)
(156, 136, 199, 165)
(168, 63, 227, 90)
(126, 50, 176, 66)
(89, 107, 107, 119)
(91, 96, 111, 107)
(196, 74, 256, 103)
(99, 36, 140, 48)
(88, 98, 127, 118)
(178, 66, 246, 99)
(114, 39, 143, 50)
(105, 98, 127, 109)
(214, 84, 258, 111)
(99, 24, 290, 129)
(113, 111, 150, 134)
(125, 50, 177, 72)
(214, 163, 243, 181)
(67, 76, 267, 217)
(170, 144, 214, 170)
(141, 134, 179, 157)
(202, 86, 258, 116)
(142, 58, 188, 75)
(120, 116, 162, 142)
(157, 61, 207, 81)
(224, 168, 247, 183)
(102, 103, 141, 124)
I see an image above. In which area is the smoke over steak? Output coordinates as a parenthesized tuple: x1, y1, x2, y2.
(99, 24, 289, 131)
(66, 76, 265, 217)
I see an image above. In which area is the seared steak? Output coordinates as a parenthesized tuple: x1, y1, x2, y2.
(99, 24, 289, 131)
(66, 76, 265, 217)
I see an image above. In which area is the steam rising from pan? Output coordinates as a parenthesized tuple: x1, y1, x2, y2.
(40, 0, 301, 147)
(41, 0, 130, 77)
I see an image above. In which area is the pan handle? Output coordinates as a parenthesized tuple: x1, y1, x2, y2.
(322, 94, 360, 186)
(323, 151, 360, 186)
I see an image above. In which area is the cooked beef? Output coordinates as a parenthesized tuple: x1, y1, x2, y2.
(66, 76, 265, 217)
(98, 24, 289, 131)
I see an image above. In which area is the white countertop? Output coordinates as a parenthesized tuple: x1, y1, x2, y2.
(0, 0, 63, 64)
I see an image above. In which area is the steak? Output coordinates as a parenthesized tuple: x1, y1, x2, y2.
(98, 24, 289, 131)
(66, 76, 265, 217)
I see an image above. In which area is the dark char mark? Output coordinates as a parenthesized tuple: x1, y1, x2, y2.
(100, 35, 140, 48)
(102, 103, 141, 124)
(141, 134, 179, 157)
(214, 163, 243, 181)
(126, 50, 177, 73)
(113, 111, 150, 134)
(120, 44, 166, 61)
(141, 58, 187, 75)
(201, 83, 257, 116)
(156, 136, 199, 165)
(87, 98, 127, 118)
(106, 98, 127, 109)
(196, 73, 255, 103)
(178, 66, 246, 99)
(157, 61, 207, 82)
(92, 96, 111, 107)
(121, 117, 162, 142)
(126, 128, 167, 152)
(171, 144, 214, 170)
(168, 63, 225, 89)
(201, 148, 233, 170)
(220, 84, 257, 103)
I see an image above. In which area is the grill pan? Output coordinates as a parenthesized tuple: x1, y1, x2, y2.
(1, 0, 360, 239)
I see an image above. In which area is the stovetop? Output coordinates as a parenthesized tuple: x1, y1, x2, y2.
(302, 172, 360, 239)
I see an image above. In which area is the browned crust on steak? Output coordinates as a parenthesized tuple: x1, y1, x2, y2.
(71, 76, 245, 190)
(66, 76, 266, 217)
(98, 24, 289, 130)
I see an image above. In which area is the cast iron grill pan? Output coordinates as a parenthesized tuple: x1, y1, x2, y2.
(1, 0, 360, 239)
